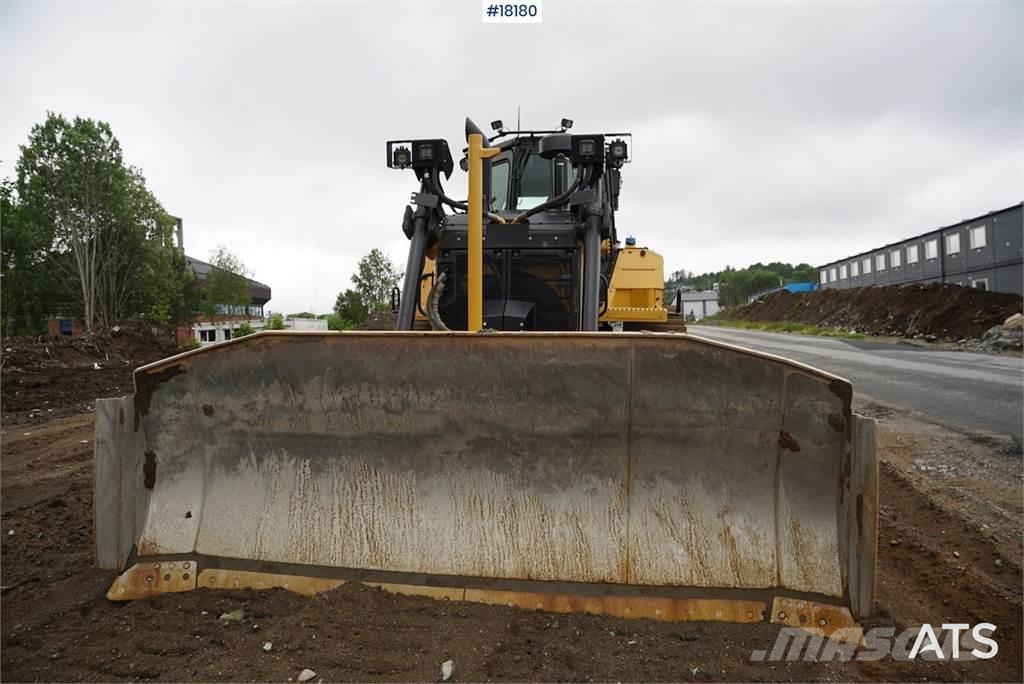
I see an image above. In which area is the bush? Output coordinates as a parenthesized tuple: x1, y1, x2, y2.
(267, 313, 285, 330)
(235, 321, 255, 337)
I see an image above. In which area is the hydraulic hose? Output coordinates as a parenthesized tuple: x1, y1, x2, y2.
(417, 273, 433, 318)
(427, 271, 450, 331)
(429, 174, 507, 224)
(599, 274, 610, 317)
(511, 165, 589, 224)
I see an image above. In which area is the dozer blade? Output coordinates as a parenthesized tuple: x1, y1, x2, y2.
(94, 331, 877, 634)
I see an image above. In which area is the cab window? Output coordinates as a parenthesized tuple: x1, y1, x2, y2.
(517, 154, 552, 210)
(490, 160, 509, 211)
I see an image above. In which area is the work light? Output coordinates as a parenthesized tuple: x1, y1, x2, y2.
(570, 134, 604, 163)
(392, 146, 411, 169)
(608, 139, 628, 161)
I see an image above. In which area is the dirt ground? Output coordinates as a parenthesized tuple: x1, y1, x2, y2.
(1, 322, 177, 427)
(1, 339, 1022, 682)
(721, 284, 1023, 341)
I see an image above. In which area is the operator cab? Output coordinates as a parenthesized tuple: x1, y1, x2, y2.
(483, 138, 570, 214)
(388, 118, 631, 332)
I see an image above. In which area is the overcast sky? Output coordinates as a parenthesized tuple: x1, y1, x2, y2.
(2, 0, 1021, 313)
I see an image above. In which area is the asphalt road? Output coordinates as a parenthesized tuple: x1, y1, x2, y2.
(689, 325, 1024, 443)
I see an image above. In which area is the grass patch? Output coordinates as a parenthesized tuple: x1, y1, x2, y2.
(695, 318, 866, 339)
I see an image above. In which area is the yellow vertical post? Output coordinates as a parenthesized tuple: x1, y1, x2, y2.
(466, 133, 500, 331)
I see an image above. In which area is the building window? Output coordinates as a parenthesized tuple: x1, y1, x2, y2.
(839, 264, 848, 279)
(925, 239, 938, 260)
(969, 225, 986, 250)
(971, 278, 989, 291)
(862, 257, 872, 274)
(890, 249, 901, 267)
(875, 254, 886, 271)
(851, 261, 859, 277)
(829, 267, 837, 282)
(946, 233, 960, 255)
(820, 270, 827, 284)
(906, 244, 919, 264)
(223, 329, 232, 341)
(200, 329, 216, 342)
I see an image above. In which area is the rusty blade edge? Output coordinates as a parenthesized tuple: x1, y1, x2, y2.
(107, 555, 860, 636)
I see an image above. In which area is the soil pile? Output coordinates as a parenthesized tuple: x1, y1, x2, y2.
(355, 310, 398, 330)
(1, 320, 178, 425)
(720, 284, 1022, 340)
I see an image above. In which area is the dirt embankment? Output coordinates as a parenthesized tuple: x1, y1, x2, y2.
(1, 321, 178, 426)
(354, 310, 399, 330)
(720, 284, 1022, 341)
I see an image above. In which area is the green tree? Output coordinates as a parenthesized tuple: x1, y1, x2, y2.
(791, 263, 818, 283)
(665, 260, 820, 305)
(10, 112, 192, 332)
(323, 313, 346, 330)
(151, 247, 200, 331)
(334, 287, 369, 327)
(202, 246, 251, 326)
(16, 113, 126, 330)
(718, 268, 782, 307)
(0, 178, 69, 334)
(286, 311, 316, 318)
(351, 248, 400, 312)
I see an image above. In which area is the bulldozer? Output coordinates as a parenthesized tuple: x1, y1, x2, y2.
(94, 118, 878, 636)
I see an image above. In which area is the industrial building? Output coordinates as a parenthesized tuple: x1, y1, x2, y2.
(669, 289, 720, 321)
(818, 203, 1023, 296)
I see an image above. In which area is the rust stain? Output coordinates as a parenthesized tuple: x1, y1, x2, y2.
(827, 378, 853, 409)
(461, 589, 764, 623)
(143, 568, 767, 626)
(769, 596, 862, 639)
(196, 568, 346, 595)
(134, 361, 189, 424)
(106, 561, 197, 600)
(367, 582, 466, 602)
(115, 569, 859, 639)
(777, 431, 801, 452)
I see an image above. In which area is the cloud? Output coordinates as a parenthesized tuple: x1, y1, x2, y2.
(2, 0, 1021, 312)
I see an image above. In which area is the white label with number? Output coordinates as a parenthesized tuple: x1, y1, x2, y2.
(482, 0, 543, 23)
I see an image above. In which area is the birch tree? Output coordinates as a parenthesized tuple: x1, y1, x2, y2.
(16, 114, 125, 330)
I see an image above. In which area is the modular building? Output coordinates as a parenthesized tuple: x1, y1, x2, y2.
(818, 203, 1023, 296)
(669, 289, 720, 320)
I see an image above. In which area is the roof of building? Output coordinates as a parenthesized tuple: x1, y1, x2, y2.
(818, 201, 1022, 269)
(187, 255, 272, 305)
(676, 290, 719, 302)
